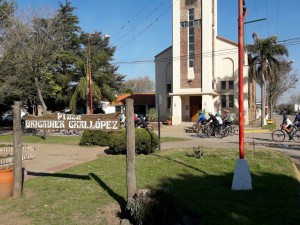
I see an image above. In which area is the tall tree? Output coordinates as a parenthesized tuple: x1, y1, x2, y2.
(0, 0, 15, 27)
(247, 34, 288, 126)
(47, 0, 82, 111)
(0, 8, 63, 138)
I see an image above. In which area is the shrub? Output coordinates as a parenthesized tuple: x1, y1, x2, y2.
(108, 129, 127, 153)
(108, 128, 160, 154)
(148, 108, 158, 122)
(79, 130, 112, 146)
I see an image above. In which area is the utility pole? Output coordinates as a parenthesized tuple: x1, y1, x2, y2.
(238, 0, 245, 159)
(87, 34, 93, 115)
(86, 33, 110, 115)
(232, 0, 252, 191)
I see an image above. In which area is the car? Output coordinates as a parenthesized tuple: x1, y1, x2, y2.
(0, 114, 13, 126)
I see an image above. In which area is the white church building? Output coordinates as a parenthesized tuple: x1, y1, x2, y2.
(155, 0, 255, 125)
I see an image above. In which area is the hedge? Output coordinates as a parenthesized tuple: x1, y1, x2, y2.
(79, 130, 112, 146)
(80, 128, 160, 154)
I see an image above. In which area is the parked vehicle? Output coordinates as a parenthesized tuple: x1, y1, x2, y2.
(0, 114, 13, 126)
(93, 101, 116, 114)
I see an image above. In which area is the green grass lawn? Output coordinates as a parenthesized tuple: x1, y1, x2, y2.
(0, 148, 299, 225)
(0, 134, 82, 145)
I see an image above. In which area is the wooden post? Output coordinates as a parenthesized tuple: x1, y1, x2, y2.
(125, 99, 136, 200)
(13, 101, 23, 198)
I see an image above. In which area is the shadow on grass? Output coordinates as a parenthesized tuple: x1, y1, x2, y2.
(89, 173, 126, 210)
(26, 171, 90, 180)
(149, 172, 300, 225)
(152, 154, 209, 175)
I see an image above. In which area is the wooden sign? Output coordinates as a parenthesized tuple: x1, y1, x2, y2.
(24, 112, 120, 131)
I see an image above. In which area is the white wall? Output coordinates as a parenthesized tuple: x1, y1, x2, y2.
(155, 47, 173, 121)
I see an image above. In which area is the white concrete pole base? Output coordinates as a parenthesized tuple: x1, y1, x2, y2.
(231, 159, 252, 191)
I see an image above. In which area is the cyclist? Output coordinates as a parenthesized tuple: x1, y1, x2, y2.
(192, 111, 207, 132)
(282, 108, 288, 125)
(282, 115, 293, 140)
(196, 111, 207, 124)
(215, 112, 223, 125)
(207, 112, 219, 135)
(293, 111, 300, 127)
(222, 109, 232, 127)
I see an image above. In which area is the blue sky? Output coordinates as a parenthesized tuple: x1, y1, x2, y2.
(16, 0, 300, 102)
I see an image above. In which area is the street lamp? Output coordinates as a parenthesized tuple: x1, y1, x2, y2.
(87, 33, 110, 115)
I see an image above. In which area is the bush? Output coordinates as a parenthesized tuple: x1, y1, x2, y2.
(79, 130, 112, 146)
(148, 108, 158, 122)
(109, 128, 160, 154)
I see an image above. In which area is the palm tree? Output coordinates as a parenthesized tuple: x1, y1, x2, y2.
(69, 77, 101, 114)
(246, 34, 288, 126)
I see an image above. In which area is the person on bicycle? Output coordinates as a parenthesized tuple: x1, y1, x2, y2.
(215, 112, 223, 126)
(222, 109, 232, 127)
(293, 111, 300, 127)
(282, 108, 288, 125)
(207, 112, 219, 134)
(282, 115, 293, 140)
(192, 111, 207, 132)
(196, 111, 207, 125)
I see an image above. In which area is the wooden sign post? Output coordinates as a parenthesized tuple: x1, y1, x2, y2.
(13, 101, 22, 198)
(126, 99, 136, 200)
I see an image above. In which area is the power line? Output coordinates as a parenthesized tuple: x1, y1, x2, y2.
(110, 0, 156, 38)
(113, 0, 169, 44)
(112, 36, 300, 65)
(116, 0, 176, 50)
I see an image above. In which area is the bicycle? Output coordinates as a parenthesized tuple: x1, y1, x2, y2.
(271, 124, 300, 143)
(203, 124, 225, 139)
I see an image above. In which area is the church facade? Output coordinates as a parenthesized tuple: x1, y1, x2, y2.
(155, 0, 255, 125)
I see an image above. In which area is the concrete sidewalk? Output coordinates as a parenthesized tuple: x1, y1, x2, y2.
(21, 144, 106, 180)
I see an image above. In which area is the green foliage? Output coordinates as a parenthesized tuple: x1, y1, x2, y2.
(126, 197, 144, 225)
(148, 108, 158, 122)
(79, 130, 111, 146)
(126, 186, 176, 225)
(108, 128, 160, 154)
(108, 129, 127, 153)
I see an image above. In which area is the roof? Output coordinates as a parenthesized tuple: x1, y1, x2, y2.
(216, 36, 238, 47)
(155, 46, 172, 58)
(112, 93, 156, 106)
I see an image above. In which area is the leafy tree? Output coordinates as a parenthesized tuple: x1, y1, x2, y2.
(45, 0, 82, 112)
(0, 8, 63, 138)
(0, 0, 15, 28)
(247, 34, 288, 126)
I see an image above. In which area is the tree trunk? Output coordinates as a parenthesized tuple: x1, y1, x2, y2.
(268, 94, 274, 120)
(34, 77, 49, 139)
(261, 81, 266, 127)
